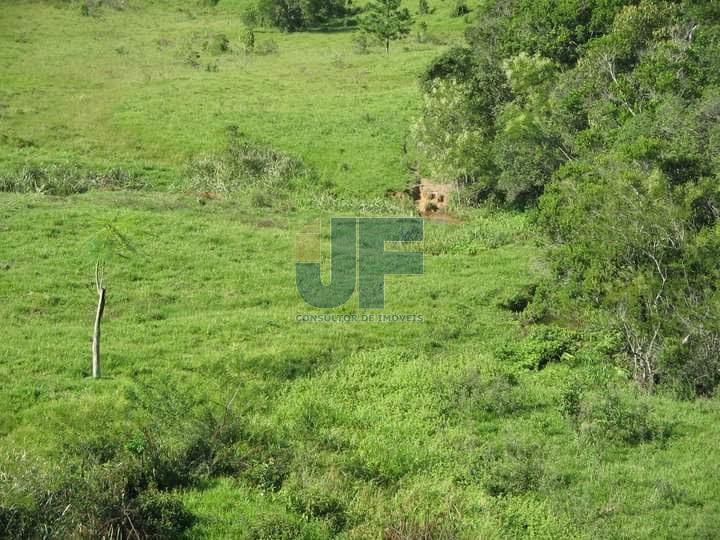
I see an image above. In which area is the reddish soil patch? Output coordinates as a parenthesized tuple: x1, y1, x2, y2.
(414, 179, 460, 222)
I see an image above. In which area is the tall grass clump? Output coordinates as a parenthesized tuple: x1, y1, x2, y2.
(0, 164, 144, 195)
(187, 132, 313, 199)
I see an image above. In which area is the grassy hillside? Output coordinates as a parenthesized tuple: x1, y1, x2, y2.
(2, 1, 720, 539)
(1, 0, 470, 195)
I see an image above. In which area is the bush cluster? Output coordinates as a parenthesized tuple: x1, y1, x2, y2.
(187, 130, 312, 200)
(414, 1, 720, 396)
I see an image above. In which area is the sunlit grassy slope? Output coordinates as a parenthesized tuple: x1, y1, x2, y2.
(0, 0, 470, 195)
(2, 1, 720, 539)
(2, 193, 720, 538)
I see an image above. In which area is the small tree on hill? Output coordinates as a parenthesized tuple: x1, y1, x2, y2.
(361, 0, 413, 54)
(86, 218, 136, 379)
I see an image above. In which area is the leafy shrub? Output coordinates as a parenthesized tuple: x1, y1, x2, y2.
(575, 386, 671, 446)
(497, 283, 537, 313)
(451, 1, 469, 17)
(242, 6, 260, 28)
(206, 32, 230, 55)
(352, 33, 369, 54)
(496, 326, 579, 370)
(131, 489, 196, 538)
(284, 478, 347, 533)
(558, 380, 583, 427)
(420, 47, 475, 90)
(241, 451, 292, 492)
(659, 330, 720, 398)
(0, 453, 196, 539)
(0, 380, 259, 537)
(243, 28, 256, 53)
(236, 428, 293, 492)
(411, 78, 491, 185)
(248, 512, 327, 540)
(257, 0, 347, 32)
(478, 440, 544, 496)
(442, 370, 527, 420)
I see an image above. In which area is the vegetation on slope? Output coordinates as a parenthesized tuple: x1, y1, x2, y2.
(413, 0, 720, 397)
(1, 0, 719, 538)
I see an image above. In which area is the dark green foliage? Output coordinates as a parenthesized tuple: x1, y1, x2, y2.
(285, 481, 347, 533)
(249, 513, 309, 539)
(132, 489, 197, 538)
(240, 440, 293, 491)
(443, 370, 527, 420)
(257, 0, 347, 31)
(0, 381, 258, 537)
(414, 0, 720, 395)
(243, 27, 256, 53)
(451, 1, 469, 17)
(466, 0, 636, 65)
(257, 0, 305, 31)
(242, 6, 261, 28)
(420, 46, 475, 90)
(497, 283, 537, 313)
(205, 32, 230, 55)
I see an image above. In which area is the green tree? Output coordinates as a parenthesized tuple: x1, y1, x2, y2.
(360, 0, 413, 54)
(411, 79, 493, 186)
(257, 0, 304, 31)
(257, 0, 346, 31)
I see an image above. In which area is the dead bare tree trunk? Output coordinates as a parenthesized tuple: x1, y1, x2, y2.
(92, 262, 106, 379)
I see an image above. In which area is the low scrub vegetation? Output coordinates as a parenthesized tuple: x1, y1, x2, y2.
(187, 131, 313, 197)
(0, 164, 144, 195)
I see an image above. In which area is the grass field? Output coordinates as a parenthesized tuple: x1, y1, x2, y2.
(1, 0, 470, 195)
(2, 1, 720, 539)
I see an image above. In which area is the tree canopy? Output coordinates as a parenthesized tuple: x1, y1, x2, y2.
(413, 0, 720, 396)
(360, 0, 413, 54)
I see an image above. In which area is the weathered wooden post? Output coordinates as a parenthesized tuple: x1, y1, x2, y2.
(92, 261, 106, 378)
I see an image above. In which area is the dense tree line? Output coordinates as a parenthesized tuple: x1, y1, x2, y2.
(414, 0, 720, 396)
(250, 0, 350, 31)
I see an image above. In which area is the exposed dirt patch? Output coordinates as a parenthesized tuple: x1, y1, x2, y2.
(412, 179, 460, 222)
(415, 179, 453, 214)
